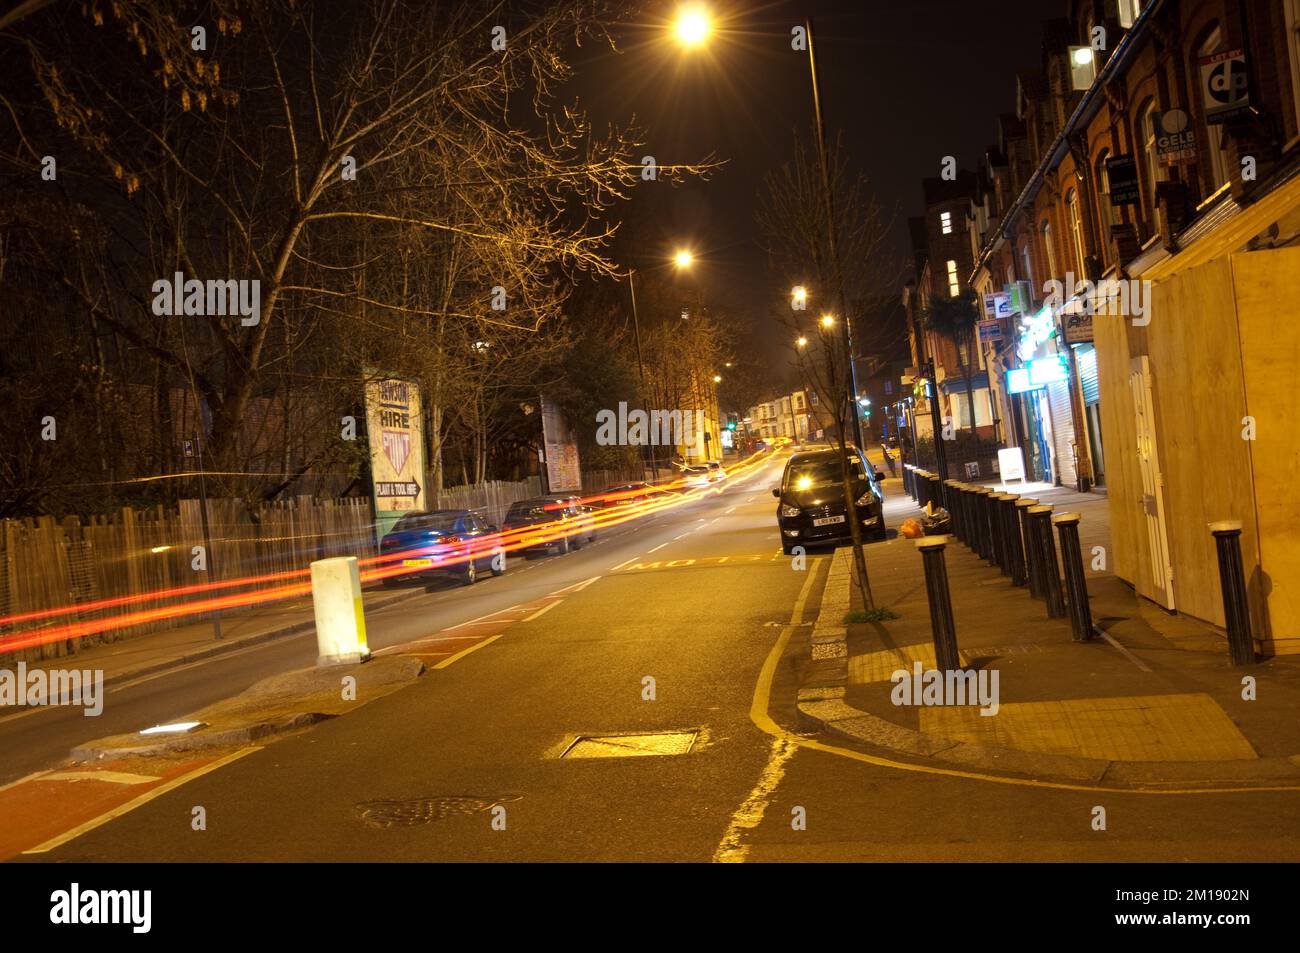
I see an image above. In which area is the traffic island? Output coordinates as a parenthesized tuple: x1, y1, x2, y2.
(70, 655, 425, 761)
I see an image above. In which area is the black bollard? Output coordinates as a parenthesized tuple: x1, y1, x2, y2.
(917, 536, 961, 672)
(969, 489, 987, 559)
(1016, 498, 1040, 597)
(1003, 494, 1026, 587)
(916, 469, 929, 508)
(1052, 513, 1094, 641)
(998, 494, 1022, 582)
(983, 490, 1002, 569)
(994, 494, 1014, 576)
(945, 481, 963, 542)
(1209, 521, 1257, 666)
(1029, 505, 1065, 618)
(930, 474, 944, 514)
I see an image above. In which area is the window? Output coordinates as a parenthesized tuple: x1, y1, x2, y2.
(1042, 220, 1059, 281)
(1198, 27, 1232, 193)
(946, 259, 959, 297)
(940, 211, 953, 235)
(1141, 100, 1161, 227)
(1067, 188, 1086, 276)
(1095, 150, 1113, 262)
(1020, 243, 1035, 294)
(1287, 0, 1300, 133)
(1118, 0, 1142, 29)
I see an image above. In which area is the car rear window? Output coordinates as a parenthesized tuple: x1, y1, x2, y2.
(393, 512, 460, 533)
(785, 455, 866, 487)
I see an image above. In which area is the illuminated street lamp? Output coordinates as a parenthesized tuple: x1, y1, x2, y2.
(673, 5, 713, 48)
(792, 285, 808, 309)
(674, 249, 695, 269)
(820, 314, 835, 328)
(796, 336, 808, 348)
(712, 374, 722, 383)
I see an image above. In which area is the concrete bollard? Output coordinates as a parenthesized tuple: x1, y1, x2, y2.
(1028, 505, 1065, 618)
(1053, 513, 1094, 641)
(1209, 521, 1257, 666)
(1016, 498, 1040, 597)
(310, 556, 371, 666)
(916, 536, 961, 672)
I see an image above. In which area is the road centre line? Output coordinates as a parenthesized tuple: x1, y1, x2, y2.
(522, 600, 561, 622)
(432, 634, 504, 670)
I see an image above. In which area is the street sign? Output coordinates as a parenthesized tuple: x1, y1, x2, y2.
(998, 447, 1026, 484)
(978, 319, 1003, 343)
(1200, 48, 1250, 124)
(1155, 109, 1197, 165)
(375, 480, 421, 498)
(1106, 155, 1139, 205)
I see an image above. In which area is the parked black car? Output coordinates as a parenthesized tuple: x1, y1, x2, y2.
(378, 509, 506, 586)
(501, 496, 597, 557)
(772, 447, 886, 554)
(596, 482, 669, 507)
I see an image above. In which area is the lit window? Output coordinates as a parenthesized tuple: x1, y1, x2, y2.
(946, 259, 960, 297)
(1067, 188, 1086, 276)
(1118, 0, 1143, 29)
(940, 211, 953, 235)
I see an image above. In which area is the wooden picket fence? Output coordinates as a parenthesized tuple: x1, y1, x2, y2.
(1, 469, 647, 664)
(0, 497, 375, 664)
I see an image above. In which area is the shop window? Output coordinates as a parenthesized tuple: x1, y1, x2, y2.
(1067, 188, 1086, 276)
(1198, 26, 1233, 193)
(1118, 0, 1143, 29)
(1095, 150, 1113, 263)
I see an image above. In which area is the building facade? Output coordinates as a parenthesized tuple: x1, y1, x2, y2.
(910, 0, 1300, 655)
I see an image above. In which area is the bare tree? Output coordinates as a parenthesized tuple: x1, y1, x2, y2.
(757, 133, 903, 607)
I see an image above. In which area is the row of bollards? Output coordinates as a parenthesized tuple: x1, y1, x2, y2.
(914, 482, 1259, 669)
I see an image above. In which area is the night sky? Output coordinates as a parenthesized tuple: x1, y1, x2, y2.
(572, 0, 1068, 363)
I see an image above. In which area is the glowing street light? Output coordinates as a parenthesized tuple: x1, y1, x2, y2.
(792, 285, 808, 307)
(820, 314, 835, 328)
(796, 336, 808, 348)
(712, 374, 722, 383)
(674, 249, 695, 269)
(673, 5, 713, 48)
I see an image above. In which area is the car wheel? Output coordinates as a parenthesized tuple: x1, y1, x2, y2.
(781, 541, 795, 556)
(491, 549, 507, 576)
(461, 558, 477, 586)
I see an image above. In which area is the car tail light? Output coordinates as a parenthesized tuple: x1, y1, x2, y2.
(442, 535, 461, 545)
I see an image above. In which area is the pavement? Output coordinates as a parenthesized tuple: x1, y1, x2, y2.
(797, 473, 1300, 787)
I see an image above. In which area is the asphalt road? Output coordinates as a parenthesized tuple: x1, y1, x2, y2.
(13, 451, 1300, 862)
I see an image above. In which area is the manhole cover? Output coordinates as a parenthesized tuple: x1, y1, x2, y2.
(561, 731, 698, 759)
(356, 795, 521, 828)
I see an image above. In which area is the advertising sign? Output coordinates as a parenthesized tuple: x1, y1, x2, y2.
(978, 319, 1004, 343)
(364, 375, 426, 543)
(1199, 48, 1250, 124)
(1106, 155, 1140, 205)
(998, 447, 1027, 485)
(1154, 109, 1197, 165)
(540, 394, 581, 492)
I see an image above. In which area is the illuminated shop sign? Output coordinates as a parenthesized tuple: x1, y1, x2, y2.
(1006, 356, 1068, 394)
(1016, 306, 1056, 360)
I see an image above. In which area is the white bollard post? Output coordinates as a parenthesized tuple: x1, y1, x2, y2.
(310, 556, 370, 666)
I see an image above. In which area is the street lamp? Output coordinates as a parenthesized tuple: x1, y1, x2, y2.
(820, 314, 835, 328)
(792, 285, 808, 309)
(674, 249, 695, 269)
(673, 5, 712, 48)
(796, 336, 808, 348)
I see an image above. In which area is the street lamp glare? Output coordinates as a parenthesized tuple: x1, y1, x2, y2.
(792, 285, 807, 304)
(796, 336, 808, 348)
(674, 249, 694, 268)
(820, 314, 835, 327)
(673, 6, 712, 48)
(712, 374, 722, 383)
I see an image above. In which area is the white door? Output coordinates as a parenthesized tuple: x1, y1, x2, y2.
(1129, 356, 1176, 609)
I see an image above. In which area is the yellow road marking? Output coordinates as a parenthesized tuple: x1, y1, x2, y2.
(523, 600, 561, 622)
(24, 747, 262, 854)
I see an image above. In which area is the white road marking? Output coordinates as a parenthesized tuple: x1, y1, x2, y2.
(713, 736, 799, 863)
(1098, 629, 1152, 672)
(24, 747, 261, 854)
(725, 506, 736, 514)
(523, 600, 562, 622)
(609, 557, 639, 572)
(647, 542, 669, 554)
(40, 770, 159, 785)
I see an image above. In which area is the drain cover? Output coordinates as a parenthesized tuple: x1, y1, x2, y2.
(561, 731, 698, 759)
(356, 795, 521, 828)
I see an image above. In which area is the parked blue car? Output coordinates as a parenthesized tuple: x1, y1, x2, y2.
(378, 509, 506, 586)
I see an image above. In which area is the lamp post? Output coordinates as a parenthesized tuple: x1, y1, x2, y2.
(805, 16, 864, 450)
